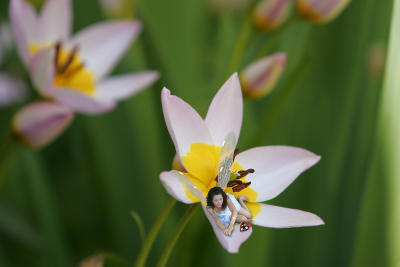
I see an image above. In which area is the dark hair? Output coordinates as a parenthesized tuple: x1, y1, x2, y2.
(207, 187, 227, 209)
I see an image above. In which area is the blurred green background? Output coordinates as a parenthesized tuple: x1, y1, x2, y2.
(0, 0, 396, 266)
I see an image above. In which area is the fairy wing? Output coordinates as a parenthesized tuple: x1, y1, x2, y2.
(174, 170, 206, 203)
(217, 132, 236, 188)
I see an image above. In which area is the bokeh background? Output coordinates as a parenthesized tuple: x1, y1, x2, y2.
(0, 0, 397, 266)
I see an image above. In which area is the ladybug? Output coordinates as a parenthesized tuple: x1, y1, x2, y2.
(240, 221, 251, 232)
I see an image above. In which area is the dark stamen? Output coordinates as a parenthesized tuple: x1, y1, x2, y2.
(233, 148, 239, 161)
(59, 45, 78, 74)
(227, 179, 243, 187)
(54, 42, 61, 69)
(232, 182, 251, 192)
(64, 63, 85, 79)
(237, 168, 255, 179)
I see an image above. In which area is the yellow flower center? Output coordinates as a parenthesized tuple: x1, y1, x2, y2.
(29, 43, 96, 96)
(181, 143, 261, 217)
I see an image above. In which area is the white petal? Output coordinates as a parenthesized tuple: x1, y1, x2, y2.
(235, 146, 321, 202)
(12, 101, 74, 149)
(28, 48, 55, 95)
(67, 21, 141, 79)
(38, 0, 72, 43)
(202, 205, 252, 253)
(51, 88, 115, 114)
(95, 71, 158, 101)
(205, 73, 243, 146)
(251, 203, 324, 228)
(9, 0, 38, 65)
(161, 88, 214, 161)
(159, 171, 195, 204)
(0, 72, 28, 106)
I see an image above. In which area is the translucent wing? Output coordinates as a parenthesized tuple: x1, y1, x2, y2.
(217, 132, 236, 188)
(174, 170, 206, 203)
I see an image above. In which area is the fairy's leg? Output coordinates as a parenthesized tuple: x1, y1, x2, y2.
(237, 196, 252, 219)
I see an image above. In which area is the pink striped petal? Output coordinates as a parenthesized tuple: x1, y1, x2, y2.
(240, 53, 286, 99)
(95, 71, 159, 101)
(160, 171, 195, 204)
(0, 72, 28, 106)
(161, 88, 214, 164)
(254, 0, 292, 31)
(202, 205, 252, 253)
(38, 0, 72, 43)
(205, 73, 243, 147)
(12, 101, 74, 149)
(67, 21, 141, 79)
(51, 88, 115, 114)
(235, 146, 321, 202)
(250, 203, 324, 228)
(9, 0, 38, 65)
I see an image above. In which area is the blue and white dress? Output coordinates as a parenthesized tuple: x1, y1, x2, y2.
(213, 193, 241, 227)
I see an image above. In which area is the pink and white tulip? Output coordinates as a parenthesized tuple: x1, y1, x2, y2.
(296, 0, 351, 24)
(12, 101, 74, 149)
(240, 52, 286, 99)
(9, 0, 158, 114)
(253, 0, 292, 31)
(160, 73, 324, 253)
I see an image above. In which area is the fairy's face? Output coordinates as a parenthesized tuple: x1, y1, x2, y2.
(212, 194, 224, 209)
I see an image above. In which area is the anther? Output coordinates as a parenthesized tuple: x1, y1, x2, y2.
(233, 148, 239, 161)
(237, 168, 255, 179)
(64, 63, 85, 79)
(54, 42, 62, 69)
(227, 179, 243, 187)
(232, 182, 251, 192)
(59, 45, 79, 74)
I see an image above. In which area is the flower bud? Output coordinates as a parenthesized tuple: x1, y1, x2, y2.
(12, 102, 74, 149)
(253, 0, 292, 31)
(366, 42, 386, 79)
(172, 154, 185, 172)
(79, 254, 104, 267)
(296, 0, 351, 24)
(99, 0, 134, 19)
(240, 52, 286, 99)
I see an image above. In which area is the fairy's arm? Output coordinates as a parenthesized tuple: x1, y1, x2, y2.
(207, 207, 229, 234)
(226, 198, 238, 235)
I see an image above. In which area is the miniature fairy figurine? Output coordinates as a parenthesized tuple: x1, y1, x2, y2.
(206, 187, 251, 236)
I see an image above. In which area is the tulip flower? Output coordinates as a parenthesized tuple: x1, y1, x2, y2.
(253, 0, 292, 31)
(296, 0, 351, 23)
(240, 52, 286, 99)
(160, 73, 324, 253)
(10, 0, 158, 114)
(12, 101, 74, 149)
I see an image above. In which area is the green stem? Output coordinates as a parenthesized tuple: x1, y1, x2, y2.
(0, 135, 18, 189)
(376, 0, 400, 265)
(225, 16, 254, 77)
(23, 151, 70, 267)
(156, 204, 199, 267)
(256, 15, 298, 58)
(251, 47, 311, 147)
(130, 210, 146, 245)
(134, 198, 176, 267)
